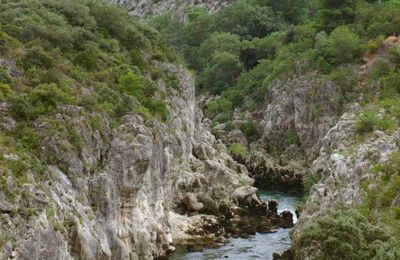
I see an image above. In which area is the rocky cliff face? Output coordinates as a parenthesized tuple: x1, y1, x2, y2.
(0, 62, 257, 259)
(110, 0, 233, 16)
(291, 108, 400, 257)
(291, 37, 400, 258)
(212, 72, 344, 191)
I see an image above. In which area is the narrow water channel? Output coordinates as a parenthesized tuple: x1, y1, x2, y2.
(170, 190, 302, 260)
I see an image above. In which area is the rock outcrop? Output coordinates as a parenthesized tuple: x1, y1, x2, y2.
(292, 38, 400, 251)
(110, 0, 233, 17)
(260, 74, 343, 156)
(292, 108, 400, 242)
(211, 73, 343, 192)
(0, 63, 263, 259)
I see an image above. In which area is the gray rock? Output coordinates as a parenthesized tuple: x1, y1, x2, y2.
(0, 63, 253, 259)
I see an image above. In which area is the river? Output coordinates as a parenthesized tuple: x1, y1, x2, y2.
(170, 190, 302, 260)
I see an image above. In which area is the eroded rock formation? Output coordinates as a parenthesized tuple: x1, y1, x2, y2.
(0, 63, 276, 259)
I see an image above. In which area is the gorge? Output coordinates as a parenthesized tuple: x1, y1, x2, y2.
(1, 0, 400, 259)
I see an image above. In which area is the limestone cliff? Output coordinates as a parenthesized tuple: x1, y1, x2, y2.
(291, 37, 400, 258)
(0, 61, 257, 259)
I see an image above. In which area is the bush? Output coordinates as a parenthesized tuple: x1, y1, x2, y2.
(10, 94, 31, 120)
(369, 58, 394, 80)
(355, 111, 396, 134)
(390, 47, 400, 66)
(10, 83, 72, 119)
(0, 68, 11, 84)
(323, 26, 364, 65)
(229, 143, 248, 158)
(295, 206, 400, 260)
(0, 83, 12, 101)
(142, 98, 170, 122)
(287, 131, 300, 146)
(366, 35, 385, 55)
(205, 98, 233, 122)
(240, 120, 259, 141)
(73, 43, 100, 71)
(17, 126, 40, 151)
(117, 71, 144, 97)
(23, 46, 55, 69)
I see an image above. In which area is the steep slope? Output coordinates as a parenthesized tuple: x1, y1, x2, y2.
(291, 37, 400, 259)
(0, 1, 266, 259)
(146, 1, 400, 258)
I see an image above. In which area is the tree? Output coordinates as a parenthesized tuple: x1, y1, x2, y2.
(197, 32, 242, 70)
(213, 0, 285, 40)
(117, 71, 144, 97)
(323, 26, 364, 64)
(201, 51, 242, 94)
(267, 0, 307, 24)
(317, 0, 359, 32)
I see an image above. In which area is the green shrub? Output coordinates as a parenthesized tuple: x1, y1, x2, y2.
(295, 206, 400, 260)
(205, 98, 233, 120)
(370, 58, 394, 80)
(355, 112, 377, 134)
(73, 43, 100, 71)
(142, 98, 170, 122)
(303, 170, 323, 192)
(390, 47, 400, 66)
(0, 68, 11, 84)
(200, 51, 242, 94)
(10, 94, 31, 120)
(229, 143, 248, 158)
(366, 35, 385, 55)
(30, 83, 73, 114)
(4, 158, 29, 178)
(117, 71, 144, 97)
(18, 126, 40, 151)
(329, 66, 358, 100)
(380, 72, 400, 96)
(25, 208, 37, 217)
(287, 131, 300, 146)
(68, 128, 81, 151)
(323, 26, 364, 65)
(355, 111, 396, 134)
(23, 46, 55, 69)
(0, 83, 12, 101)
(240, 120, 259, 141)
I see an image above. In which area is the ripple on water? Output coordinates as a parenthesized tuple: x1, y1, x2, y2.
(169, 190, 302, 260)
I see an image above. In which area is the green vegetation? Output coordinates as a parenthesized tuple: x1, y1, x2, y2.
(1, 0, 176, 124)
(0, 0, 180, 221)
(355, 111, 396, 134)
(361, 152, 400, 236)
(229, 143, 248, 158)
(295, 206, 400, 260)
(152, 0, 400, 141)
(151, 0, 400, 256)
(1, 0, 400, 257)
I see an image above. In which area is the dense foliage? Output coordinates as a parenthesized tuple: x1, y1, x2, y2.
(295, 206, 400, 260)
(0, 0, 176, 121)
(152, 0, 400, 129)
(0, 0, 178, 196)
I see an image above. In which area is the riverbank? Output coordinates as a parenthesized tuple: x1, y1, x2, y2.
(169, 190, 302, 260)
